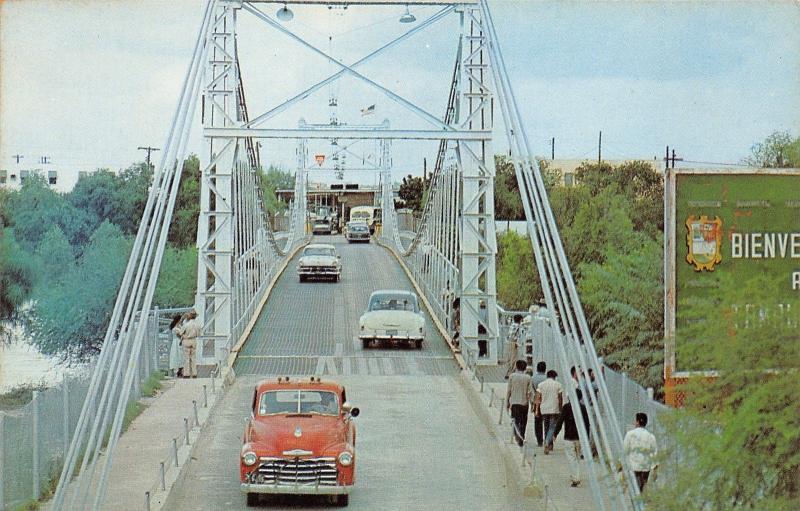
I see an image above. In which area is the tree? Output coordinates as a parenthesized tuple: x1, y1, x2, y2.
(68, 169, 122, 232)
(743, 130, 800, 168)
(578, 230, 664, 391)
(0, 229, 36, 334)
(9, 175, 93, 252)
(397, 174, 426, 212)
(113, 162, 153, 234)
(31, 221, 132, 359)
(154, 246, 198, 307)
(495, 230, 542, 310)
(647, 274, 799, 510)
(168, 155, 201, 248)
(575, 160, 663, 236)
(493, 156, 562, 221)
(34, 226, 75, 287)
(256, 165, 294, 214)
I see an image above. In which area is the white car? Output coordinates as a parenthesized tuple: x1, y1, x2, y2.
(359, 290, 425, 349)
(297, 244, 341, 282)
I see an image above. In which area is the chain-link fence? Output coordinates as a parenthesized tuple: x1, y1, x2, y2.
(0, 308, 177, 510)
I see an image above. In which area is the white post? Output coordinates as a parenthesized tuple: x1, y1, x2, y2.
(0, 413, 5, 509)
(32, 390, 40, 500)
(63, 377, 70, 455)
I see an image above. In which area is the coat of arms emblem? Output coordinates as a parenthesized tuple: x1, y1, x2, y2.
(685, 215, 723, 271)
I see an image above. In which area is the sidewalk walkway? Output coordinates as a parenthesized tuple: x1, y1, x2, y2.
(45, 375, 222, 511)
(465, 373, 602, 511)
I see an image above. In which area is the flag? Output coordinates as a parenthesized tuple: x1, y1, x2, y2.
(360, 104, 375, 116)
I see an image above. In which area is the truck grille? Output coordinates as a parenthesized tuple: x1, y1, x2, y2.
(250, 457, 338, 486)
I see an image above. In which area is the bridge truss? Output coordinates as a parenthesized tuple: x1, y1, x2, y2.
(53, 1, 646, 510)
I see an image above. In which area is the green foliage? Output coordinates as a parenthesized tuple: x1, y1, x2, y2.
(68, 169, 122, 231)
(743, 130, 800, 168)
(0, 228, 36, 323)
(648, 275, 800, 509)
(397, 174, 427, 212)
(168, 155, 201, 248)
(154, 246, 198, 307)
(114, 162, 153, 233)
(562, 189, 638, 268)
(574, 160, 663, 236)
(9, 175, 93, 252)
(496, 230, 542, 310)
(141, 371, 164, 398)
(256, 165, 293, 214)
(578, 231, 664, 391)
(494, 156, 562, 221)
(31, 221, 132, 359)
(34, 226, 75, 287)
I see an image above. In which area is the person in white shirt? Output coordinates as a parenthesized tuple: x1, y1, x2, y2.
(175, 309, 201, 378)
(535, 370, 563, 454)
(623, 412, 658, 492)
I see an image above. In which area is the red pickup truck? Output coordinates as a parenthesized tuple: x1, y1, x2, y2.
(240, 377, 359, 507)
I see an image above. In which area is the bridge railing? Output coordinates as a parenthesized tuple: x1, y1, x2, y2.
(0, 310, 169, 510)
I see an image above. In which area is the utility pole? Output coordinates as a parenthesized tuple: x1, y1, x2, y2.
(138, 146, 160, 170)
(551, 137, 555, 160)
(664, 146, 683, 169)
(598, 130, 602, 163)
(12, 154, 23, 164)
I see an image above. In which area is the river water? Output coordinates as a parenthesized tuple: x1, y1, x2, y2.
(0, 325, 67, 393)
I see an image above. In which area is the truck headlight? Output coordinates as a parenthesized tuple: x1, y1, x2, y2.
(242, 452, 258, 466)
(338, 452, 353, 466)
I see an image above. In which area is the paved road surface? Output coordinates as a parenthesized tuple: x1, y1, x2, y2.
(166, 236, 535, 510)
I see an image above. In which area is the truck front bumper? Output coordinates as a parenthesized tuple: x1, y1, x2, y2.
(241, 483, 352, 495)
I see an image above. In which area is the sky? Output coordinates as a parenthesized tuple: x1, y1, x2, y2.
(1, 0, 798, 190)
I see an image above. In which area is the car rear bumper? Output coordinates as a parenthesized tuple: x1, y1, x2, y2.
(298, 268, 340, 276)
(359, 334, 423, 341)
(241, 483, 352, 495)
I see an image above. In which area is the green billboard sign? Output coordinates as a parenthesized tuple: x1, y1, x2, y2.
(664, 169, 800, 376)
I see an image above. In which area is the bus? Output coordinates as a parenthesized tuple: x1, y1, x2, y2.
(349, 206, 380, 234)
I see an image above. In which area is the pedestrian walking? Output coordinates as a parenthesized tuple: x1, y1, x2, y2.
(168, 313, 185, 377)
(505, 359, 532, 447)
(176, 309, 201, 378)
(530, 361, 548, 447)
(535, 369, 563, 454)
(623, 412, 658, 492)
(504, 323, 521, 380)
(561, 389, 590, 487)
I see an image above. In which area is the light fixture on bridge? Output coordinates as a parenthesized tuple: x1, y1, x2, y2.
(276, 3, 294, 22)
(399, 6, 416, 24)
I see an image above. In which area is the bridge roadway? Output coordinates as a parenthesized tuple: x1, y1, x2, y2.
(166, 236, 535, 510)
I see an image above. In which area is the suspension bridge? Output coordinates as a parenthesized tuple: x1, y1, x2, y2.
(42, 1, 664, 510)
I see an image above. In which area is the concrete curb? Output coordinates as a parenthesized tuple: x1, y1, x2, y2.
(148, 379, 228, 511)
(457, 370, 547, 502)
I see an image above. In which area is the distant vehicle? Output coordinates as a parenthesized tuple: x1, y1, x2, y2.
(298, 244, 341, 282)
(359, 290, 425, 349)
(345, 221, 370, 243)
(240, 377, 359, 507)
(313, 217, 334, 235)
(349, 206, 379, 234)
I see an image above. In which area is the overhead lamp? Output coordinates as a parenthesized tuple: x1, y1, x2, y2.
(276, 4, 294, 22)
(399, 5, 416, 24)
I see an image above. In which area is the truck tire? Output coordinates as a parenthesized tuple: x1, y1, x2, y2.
(246, 493, 259, 507)
(336, 494, 349, 507)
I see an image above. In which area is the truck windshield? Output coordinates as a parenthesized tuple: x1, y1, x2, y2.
(259, 390, 339, 416)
